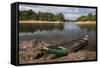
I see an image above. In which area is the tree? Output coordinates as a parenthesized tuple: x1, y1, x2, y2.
(76, 13, 96, 21)
(19, 10, 65, 21)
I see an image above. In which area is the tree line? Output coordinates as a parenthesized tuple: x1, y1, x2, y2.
(76, 13, 96, 21)
(19, 10, 65, 22)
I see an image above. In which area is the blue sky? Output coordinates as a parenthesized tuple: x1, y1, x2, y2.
(19, 4, 96, 20)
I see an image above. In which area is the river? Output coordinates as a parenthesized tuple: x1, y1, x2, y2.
(19, 22, 96, 51)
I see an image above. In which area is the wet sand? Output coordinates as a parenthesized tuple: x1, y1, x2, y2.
(19, 39, 96, 64)
(19, 20, 63, 24)
(76, 21, 96, 25)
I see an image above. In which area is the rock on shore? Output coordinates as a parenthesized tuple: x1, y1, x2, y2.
(19, 39, 96, 64)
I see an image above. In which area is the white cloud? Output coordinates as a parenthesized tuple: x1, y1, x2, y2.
(64, 14, 81, 20)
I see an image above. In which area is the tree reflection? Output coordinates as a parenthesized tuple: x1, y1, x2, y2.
(19, 23, 64, 32)
(77, 24, 96, 31)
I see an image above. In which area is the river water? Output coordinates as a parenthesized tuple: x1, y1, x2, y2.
(19, 22, 96, 51)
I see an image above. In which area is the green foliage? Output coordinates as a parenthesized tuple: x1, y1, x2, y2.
(76, 13, 96, 21)
(19, 10, 65, 21)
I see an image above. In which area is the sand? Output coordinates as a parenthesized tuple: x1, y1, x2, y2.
(19, 20, 63, 24)
(19, 39, 96, 64)
(76, 21, 96, 25)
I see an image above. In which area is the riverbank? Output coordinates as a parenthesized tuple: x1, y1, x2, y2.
(19, 20, 63, 24)
(76, 21, 96, 25)
(19, 39, 96, 64)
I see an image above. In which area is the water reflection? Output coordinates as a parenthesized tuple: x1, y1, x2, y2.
(19, 22, 96, 51)
(19, 23, 64, 32)
(77, 24, 96, 31)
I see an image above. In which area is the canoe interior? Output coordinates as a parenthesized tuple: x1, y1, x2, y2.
(47, 37, 88, 53)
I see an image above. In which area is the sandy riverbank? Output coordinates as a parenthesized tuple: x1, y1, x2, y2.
(19, 39, 96, 64)
(19, 20, 63, 24)
(76, 21, 96, 25)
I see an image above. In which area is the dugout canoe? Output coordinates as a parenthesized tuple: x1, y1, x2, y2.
(40, 35, 88, 55)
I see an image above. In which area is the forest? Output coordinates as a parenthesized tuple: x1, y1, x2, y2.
(76, 13, 96, 21)
(19, 10, 65, 22)
(19, 10, 96, 22)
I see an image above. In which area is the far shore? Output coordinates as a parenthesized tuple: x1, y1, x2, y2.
(76, 21, 96, 25)
(19, 20, 64, 24)
(19, 20, 96, 25)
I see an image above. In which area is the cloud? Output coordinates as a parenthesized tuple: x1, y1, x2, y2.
(19, 4, 96, 20)
(64, 14, 81, 20)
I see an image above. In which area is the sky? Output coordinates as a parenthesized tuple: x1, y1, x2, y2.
(19, 4, 96, 20)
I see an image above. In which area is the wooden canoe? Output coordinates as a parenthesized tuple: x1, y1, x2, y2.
(34, 35, 88, 59)
(40, 35, 88, 54)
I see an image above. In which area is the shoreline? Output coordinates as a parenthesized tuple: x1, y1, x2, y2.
(76, 21, 96, 25)
(19, 20, 64, 24)
(19, 39, 96, 64)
